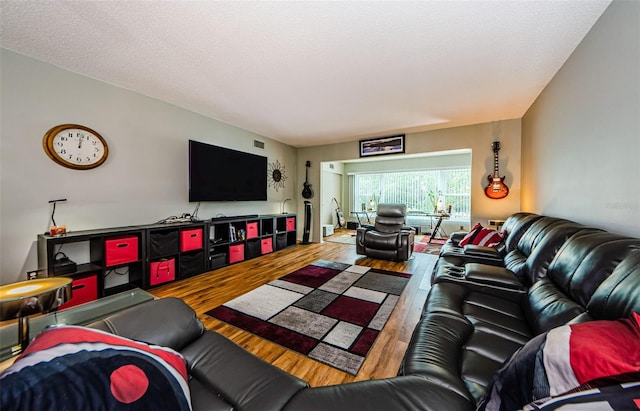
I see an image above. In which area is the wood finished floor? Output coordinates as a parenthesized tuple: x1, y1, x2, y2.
(149, 231, 437, 387)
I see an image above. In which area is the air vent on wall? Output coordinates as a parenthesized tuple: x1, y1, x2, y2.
(329, 164, 334, 169)
(254, 140, 265, 149)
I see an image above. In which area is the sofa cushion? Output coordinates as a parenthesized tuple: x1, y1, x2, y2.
(417, 284, 533, 402)
(477, 313, 640, 411)
(0, 325, 191, 411)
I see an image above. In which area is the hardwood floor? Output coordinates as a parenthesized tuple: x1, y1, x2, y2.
(149, 234, 437, 387)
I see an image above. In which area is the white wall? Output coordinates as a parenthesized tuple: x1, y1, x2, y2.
(521, 0, 639, 236)
(0, 49, 298, 285)
(299, 119, 522, 243)
(320, 162, 344, 230)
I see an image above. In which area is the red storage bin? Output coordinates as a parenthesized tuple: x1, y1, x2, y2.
(58, 274, 98, 310)
(246, 222, 259, 239)
(261, 238, 273, 254)
(180, 228, 203, 252)
(286, 217, 295, 231)
(105, 236, 138, 267)
(149, 258, 175, 286)
(229, 244, 245, 264)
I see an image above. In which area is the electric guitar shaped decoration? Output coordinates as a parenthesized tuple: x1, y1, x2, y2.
(302, 161, 314, 199)
(484, 141, 509, 199)
(333, 197, 346, 228)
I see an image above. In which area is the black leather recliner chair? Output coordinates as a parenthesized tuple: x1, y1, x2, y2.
(356, 203, 415, 261)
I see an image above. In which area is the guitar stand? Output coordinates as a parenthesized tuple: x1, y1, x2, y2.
(428, 214, 448, 243)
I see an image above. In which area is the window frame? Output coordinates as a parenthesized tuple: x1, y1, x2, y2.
(351, 166, 471, 223)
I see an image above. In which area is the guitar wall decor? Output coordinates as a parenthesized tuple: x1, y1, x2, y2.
(302, 161, 314, 199)
(484, 141, 509, 199)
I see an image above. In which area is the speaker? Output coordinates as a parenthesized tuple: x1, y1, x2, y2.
(302, 200, 312, 244)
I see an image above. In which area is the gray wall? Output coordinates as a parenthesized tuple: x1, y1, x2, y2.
(522, 0, 639, 236)
(0, 49, 298, 285)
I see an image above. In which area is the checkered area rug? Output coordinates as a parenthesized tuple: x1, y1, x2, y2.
(205, 260, 411, 375)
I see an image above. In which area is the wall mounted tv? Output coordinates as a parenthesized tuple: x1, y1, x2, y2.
(189, 140, 267, 202)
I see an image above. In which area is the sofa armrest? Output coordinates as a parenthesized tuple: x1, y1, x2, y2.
(463, 244, 502, 259)
(464, 264, 523, 289)
(448, 231, 467, 246)
(282, 375, 474, 411)
(182, 331, 308, 411)
(87, 297, 204, 351)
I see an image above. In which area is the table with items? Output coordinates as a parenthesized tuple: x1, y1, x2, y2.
(351, 210, 376, 227)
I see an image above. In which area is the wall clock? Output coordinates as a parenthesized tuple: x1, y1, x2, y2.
(267, 160, 287, 191)
(43, 124, 109, 170)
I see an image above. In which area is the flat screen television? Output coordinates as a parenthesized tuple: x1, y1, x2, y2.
(189, 140, 267, 202)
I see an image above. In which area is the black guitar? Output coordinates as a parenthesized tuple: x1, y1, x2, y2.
(302, 161, 314, 199)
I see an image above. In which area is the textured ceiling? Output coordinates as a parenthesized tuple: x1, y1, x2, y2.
(0, 1, 610, 147)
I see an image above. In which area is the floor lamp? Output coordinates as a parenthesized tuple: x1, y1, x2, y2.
(0, 277, 72, 354)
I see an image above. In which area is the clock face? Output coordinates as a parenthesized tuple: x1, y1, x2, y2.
(43, 124, 109, 170)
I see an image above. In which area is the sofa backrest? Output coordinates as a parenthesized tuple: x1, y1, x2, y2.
(88, 297, 204, 351)
(503, 217, 584, 286)
(524, 232, 640, 334)
(521, 224, 596, 286)
(501, 212, 542, 253)
(548, 232, 640, 308)
(503, 217, 564, 272)
(586, 248, 640, 320)
(374, 203, 408, 233)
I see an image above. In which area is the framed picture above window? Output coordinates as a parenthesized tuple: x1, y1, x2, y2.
(359, 134, 405, 157)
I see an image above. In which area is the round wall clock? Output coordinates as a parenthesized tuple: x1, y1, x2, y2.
(267, 160, 287, 191)
(43, 124, 109, 170)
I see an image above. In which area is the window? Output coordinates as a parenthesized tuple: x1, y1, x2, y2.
(352, 167, 470, 222)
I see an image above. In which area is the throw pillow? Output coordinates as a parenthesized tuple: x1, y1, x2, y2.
(521, 381, 640, 410)
(476, 312, 640, 411)
(1, 325, 192, 411)
(458, 223, 505, 247)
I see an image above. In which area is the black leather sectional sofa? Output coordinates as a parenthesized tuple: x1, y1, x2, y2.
(84, 212, 639, 410)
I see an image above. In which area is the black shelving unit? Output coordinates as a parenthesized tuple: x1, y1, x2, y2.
(207, 214, 297, 270)
(38, 226, 147, 301)
(37, 222, 207, 298)
(37, 214, 296, 304)
(145, 223, 206, 287)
